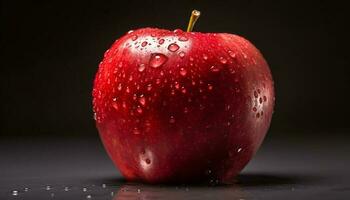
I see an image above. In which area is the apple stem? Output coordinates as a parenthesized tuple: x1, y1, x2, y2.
(186, 10, 201, 32)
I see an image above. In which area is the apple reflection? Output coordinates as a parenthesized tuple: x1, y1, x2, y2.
(112, 183, 245, 200)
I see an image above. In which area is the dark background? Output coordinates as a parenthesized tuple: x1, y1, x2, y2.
(1, 0, 349, 136)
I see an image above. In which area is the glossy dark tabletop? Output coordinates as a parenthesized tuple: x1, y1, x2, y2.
(1, 133, 349, 200)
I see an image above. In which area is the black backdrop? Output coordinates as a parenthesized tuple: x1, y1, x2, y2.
(2, 0, 349, 138)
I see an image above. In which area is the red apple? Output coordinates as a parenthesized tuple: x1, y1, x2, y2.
(92, 11, 274, 183)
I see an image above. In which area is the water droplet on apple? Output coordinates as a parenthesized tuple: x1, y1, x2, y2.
(254, 91, 258, 98)
(159, 39, 165, 44)
(139, 96, 146, 106)
(133, 128, 140, 135)
(127, 30, 134, 34)
(210, 65, 220, 72)
(179, 51, 185, 58)
(228, 50, 236, 58)
(147, 84, 152, 91)
(203, 54, 208, 60)
(168, 43, 180, 52)
(181, 87, 187, 93)
(136, 106, 143, 114)
(259, 97, 263, 104)
(178, 36, 188, 41)
(219, 57, 227, 64)
(141, 41, 148, 47)
(179, 68, 187, 76)
(173, 29, 183, 33)
(256, 113, 260, 118)
(149, 53, 168, 68)
(131, 35, 138, 41)
(263, 96, 267, 102)
(208, 84, 213, 90)
(169, 116, 175, 123)
(138, 63, 146, 72)
(117, 83, 122, 91)
(145, 158, 151, 164)
(252, 107, 257, 112)
(174, 82, 180, 89)
(184, 107, 188, 113)
(112, 101, 119, 110)
(237, 148, 242, 152)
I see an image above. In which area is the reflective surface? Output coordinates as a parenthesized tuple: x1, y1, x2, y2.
(1, 134, 349, 199)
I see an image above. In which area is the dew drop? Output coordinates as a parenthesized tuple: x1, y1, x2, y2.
(136, 106, 143, 114)
(131, 35, 138, 41)
(173, 29, 183, 33)
(263, 96, 267, 102)
(184, 107, 188, 113)
(159, 39, 165, 44)
(178, 36, 188, 41)
(210, 65, 220, 72)
(181, 87, 187, 93)
(149, 53, 168, 68)
(83, 188, 87, 192)
(147, 84, 152, 91)
(179, 68, 187, 76)
(139, 96, 146, 106)
(145, 158, 151, 164)
(259, 97, 263, 104)
(252, 107, 257, 112)
(128, 30, 134, 34)
(168, 43, 180, 52)
(254, 91, 258, 98)
(174, 82, 180, 89)
(46, 185, 51, 191)
(12, 190, 18, 196)
(179, 51, 185, 58)
(169, 116, 176, 123)
(117, 83, 122, 91)
(237, 148, 242, 152)
(228, 50, 236, 58)
(141, 41, 148, 47)
(219, 57, 228, 64)
(156, 79, 161, 84)
(133, 128, 140, 135)
(203, 54, 208, 60)
(208, 84, 213, 90)
(24, 188, 29, 192)
(138, 63, 146, 72)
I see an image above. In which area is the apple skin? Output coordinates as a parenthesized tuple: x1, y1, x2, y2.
(92, 28, 274, 183)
